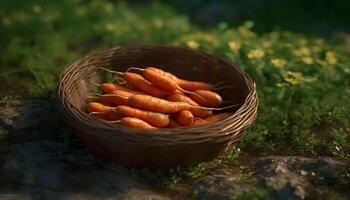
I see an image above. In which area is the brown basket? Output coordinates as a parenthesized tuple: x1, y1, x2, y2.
(57, 45, 258, 168)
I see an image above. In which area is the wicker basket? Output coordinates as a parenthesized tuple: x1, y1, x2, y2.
(57, 45, 258, 168)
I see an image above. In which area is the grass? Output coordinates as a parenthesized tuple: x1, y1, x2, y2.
(1, 0, 349, 189)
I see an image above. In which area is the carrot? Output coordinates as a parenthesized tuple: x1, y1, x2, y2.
(100, 68, 170, 97)
(105, 94, 235, 114)
(99, 96, 116, 107)
(87, 102, 113, 113)
(86, 102, 121, 121)
(193, 118, 210, 126)
(99, 83, 136, 94)
(176, 110, 194, 126)
(100, 90, 133, 105)
(115, 105, 169, 128)
(127, 67, 206, 101)
(167, 93, 213, 118)
(205, 112, 232, 122)
(128, 94, 190, 113)
(129, 67, 214, 91)
(189, 90, 223, 107)
(167, 118, 182, 128)
(89, 112, 111, 121)
(177, 79, 214, 91)
(117, 117, 157, 129)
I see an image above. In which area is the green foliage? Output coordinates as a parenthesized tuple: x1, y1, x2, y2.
(1, 0, 349, 168)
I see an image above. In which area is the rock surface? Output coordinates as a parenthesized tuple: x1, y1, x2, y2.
(1, 99, 349, 200)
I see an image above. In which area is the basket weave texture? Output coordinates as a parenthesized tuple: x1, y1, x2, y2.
(57, 45, 258, 167)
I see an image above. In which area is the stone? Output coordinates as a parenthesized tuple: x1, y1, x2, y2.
(0, 99, 60, 141)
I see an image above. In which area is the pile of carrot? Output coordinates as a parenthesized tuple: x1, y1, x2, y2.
(86, 67, 233, 129)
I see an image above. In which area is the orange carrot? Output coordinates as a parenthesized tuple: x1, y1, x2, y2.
(127, 67, 206, 101)
(118, 117, 157, 129)
(99, 96, 116, 107)
(121, 72, 170, 97)
(189, 90, 223, 107)
(86, 102, 121, 121)
(167, 93, 213, 118)
(105, 93, 235, 114)
(100, 83, 136, 94)
(177, 79, 214, 91)
(167, 118, 182, 128)
(87, 102, 113, 113)
(176, 110, 194, 126)
(193, 118, 210, 126)
(205, 112, 232, 122)
(128, 94, 190, 113)
(115, 105, 169, 128)
(100, 68, 170, 97)
(100, 90, 134, 105)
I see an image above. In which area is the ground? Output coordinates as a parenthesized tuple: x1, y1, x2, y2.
(1, 100, 349, 200)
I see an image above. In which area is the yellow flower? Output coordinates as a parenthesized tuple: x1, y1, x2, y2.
(293, 47, 311, 57)
(287, 71, 303, 78)
(153, 18, 163, 28)
(261, 41, 271, 48)
(284, 71, 304, 85)
(238, 26, 254, 38)
(105, 23, 115, 31)
(298, 38, 308, 46)
(271, 58, 287, 68)
(228, 41, 241, 52)
(32, 5, 42, 14)
(325, 51, 337, 64)
(247, 49, 265, 59)
(186, 40, 199, 49)
(301, 57, 314, 65)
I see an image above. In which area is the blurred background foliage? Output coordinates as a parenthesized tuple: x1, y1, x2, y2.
(0, 0, 349, 158)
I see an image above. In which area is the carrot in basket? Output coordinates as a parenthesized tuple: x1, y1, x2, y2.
(189, 90, 223, 107)
(99, 83, 137, 94)
(107, 94, 236, 114)
(116, 117, 157, 129)
(176, 110, 194, 126)
(177, 79, 214, 91)
(167, 118, 182, 128)
(87, 102, 113, 113)
(205, 112, 232, 122)
(167, 93, 213, 118)
(127, 67, 206, 100)
(86, 102, 121, 120)
(100, 68, 170, 97)
(97, 91, 131, 106)
(115, 105, 169, 128)
(193, 118, 210, 126)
